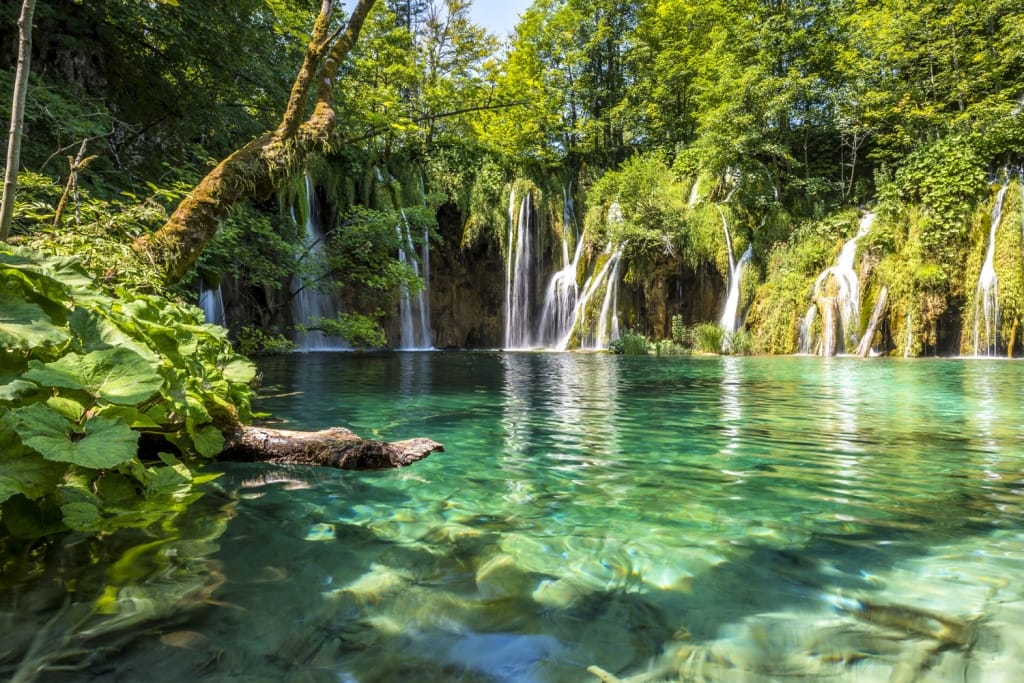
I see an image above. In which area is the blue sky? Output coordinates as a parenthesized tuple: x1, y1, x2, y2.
(469, 0, 533, 38)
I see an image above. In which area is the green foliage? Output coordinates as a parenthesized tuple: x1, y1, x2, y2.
(236, 327, 297, 357)
(317, 314, 388, 349)
(197, 202, 304, 290)
(609, 331, 650, 355)
(671, 315, 688, 346)
(748, 267, 807, 355)
(652, 339, 689, 356)
(693, 322, 725, 354)
(883, 136, 987, 263)
(0, 246, 256, 538)
(723, 329, 752, 356)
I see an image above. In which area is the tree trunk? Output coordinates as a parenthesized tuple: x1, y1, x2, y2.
(815, 294, 839, 357)
(0, 0, 37, 242)
(220, 424, 443, 469)
(132, 0, 378, 284)
(856, 286, 888, 357)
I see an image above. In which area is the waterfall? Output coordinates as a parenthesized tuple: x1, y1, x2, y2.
(556, 246, 623, 351)
(719, 210, 752, 335)
(395, 209, 433, 350)
(688, 178, 701, 207)
(505, 191, 535, 349)
(198, 284, 225, 326)
(537, 237, 583, 348)
(798, 306, 817, 354)
(590, 251, 623, 350)
(503, 187, 623, 351)
(972, 182, 1009, 356)
(800, 212, 874, 354)
(291, 175, 348, 351)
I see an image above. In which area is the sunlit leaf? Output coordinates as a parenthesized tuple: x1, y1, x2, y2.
(14, 404, 139, 469)
(221, 358, 257, 384)
(0, 289, 69, 350)
(68, 307, 160, 362)
(191, 424, 225, 458)
(24, 347, 164, 405)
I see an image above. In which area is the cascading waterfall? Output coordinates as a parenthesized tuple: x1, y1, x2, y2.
(720, 246, 752, 335)
(556, 246, 623, 351)
(505, 190, 535, 349)
(291, 175, 347, 351)
(198, 284, 225, 326)
(503, 187, 624, 351)
(590, 251, 623, 350)
(537, 185, 584, 347)
(395, 209, 433, 350)
(799, 212, 874, 355)
(537, 237, 583, 348)
(972, 182, 1009, 356)
(718, 210, 752, 335)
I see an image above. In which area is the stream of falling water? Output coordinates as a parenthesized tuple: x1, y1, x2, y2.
(395, 209, 432, 350)
(972, 182, 1009, 357)
(198, 284, 225, 326)
(291, 175, 348, 351)
(799, 213, 874, 354)
(505, 191, 534, 349)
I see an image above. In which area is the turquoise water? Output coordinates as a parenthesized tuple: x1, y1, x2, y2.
(3, 353, 1024, 681)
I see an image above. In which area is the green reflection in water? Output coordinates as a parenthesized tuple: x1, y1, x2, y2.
(4, 353, 1024, 682)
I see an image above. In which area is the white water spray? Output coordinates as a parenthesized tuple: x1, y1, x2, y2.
(972, 182, 1009, 356)
(718, 210, 752, 335)
(291, 175, 348, 351)
(198, 284, 225, 326)
(395, 209, 433, 350)
(505, 191, 535, 349)
(800, 212, 874, 354)
(556, 246, 623, 351)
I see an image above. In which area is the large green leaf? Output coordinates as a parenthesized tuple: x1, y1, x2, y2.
(1, 246, 104, 304)
(0, 378, 38, 401)
(0, 415, 67, 503)
(24, 347, 164, 405)
(220, 358, 257, 384)
(13, 403, 139, 469)
(191, 424, 225, 458)
(68, 307, 159, 362)
(0, 288, 69, 350)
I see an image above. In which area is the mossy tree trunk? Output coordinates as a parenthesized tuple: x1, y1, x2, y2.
(132, 0, 377, 284)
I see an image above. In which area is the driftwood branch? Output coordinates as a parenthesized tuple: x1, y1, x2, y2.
(219, 424, 443, 469)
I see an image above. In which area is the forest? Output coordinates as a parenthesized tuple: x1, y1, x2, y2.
(2, 0, 1024, 524)
(3, 1, 1024, 681)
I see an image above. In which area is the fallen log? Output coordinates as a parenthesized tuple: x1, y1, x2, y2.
(218, 424, 443, 470)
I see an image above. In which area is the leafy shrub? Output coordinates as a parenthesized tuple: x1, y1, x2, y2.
(693, 322, 725, 353)
(237, 326, 296, 356)
(1, 246, 257, 538)
(609, 331, 650, 355)
(724, 328, 752, 355)
(671, 314, 689, 346)
(653, 339, 689, 356)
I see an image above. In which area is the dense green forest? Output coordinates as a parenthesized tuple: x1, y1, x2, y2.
(4, 0, 1024, 355)
(2, 0, 1024, 536)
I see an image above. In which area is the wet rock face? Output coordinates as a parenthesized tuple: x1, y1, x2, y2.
(427, 203, 506, 348)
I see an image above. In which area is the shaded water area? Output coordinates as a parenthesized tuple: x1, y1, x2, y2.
(4, 354, 1024, 682)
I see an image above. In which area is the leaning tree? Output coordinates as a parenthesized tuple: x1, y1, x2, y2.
(133, 0, 378, 284)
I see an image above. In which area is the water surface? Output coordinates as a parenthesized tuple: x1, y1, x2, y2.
(3, 353, 1023, 682)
